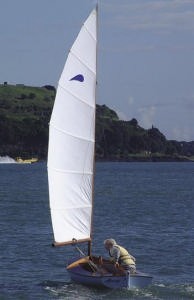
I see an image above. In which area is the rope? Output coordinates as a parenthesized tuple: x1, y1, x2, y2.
(74, 245, 100, 273)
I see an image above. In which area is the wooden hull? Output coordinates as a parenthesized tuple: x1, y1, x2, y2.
(67, 256, 152, 289)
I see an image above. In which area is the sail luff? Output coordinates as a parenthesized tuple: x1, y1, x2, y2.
(48, 8, 97, 245)
(88, 5, 98, 255)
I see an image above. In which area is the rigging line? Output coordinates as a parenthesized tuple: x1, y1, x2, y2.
(74, 245, 100, 273)
(57, 81, 95, 110)
(49, 122, 95, 143)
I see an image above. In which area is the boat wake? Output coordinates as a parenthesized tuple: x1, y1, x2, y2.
(42, 280, 155, 299)
(0, 156, 16, 163)
(149, 282, 194, 299)
(42, 281, 100, 299)
(42, 280, 194, 299)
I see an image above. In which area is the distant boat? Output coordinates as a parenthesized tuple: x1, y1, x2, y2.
(47, 6, 152, 289)
(15, 157, 38, 164)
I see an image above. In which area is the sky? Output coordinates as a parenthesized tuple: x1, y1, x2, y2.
(0, 0, 194, 141)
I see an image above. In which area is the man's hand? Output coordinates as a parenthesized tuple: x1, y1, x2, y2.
(115, 262, 119, 268)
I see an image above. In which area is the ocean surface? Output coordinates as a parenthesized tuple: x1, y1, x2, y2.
(0, 161, 194, 299)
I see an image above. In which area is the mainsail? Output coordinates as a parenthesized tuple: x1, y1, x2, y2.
(47, 8, 97, 245)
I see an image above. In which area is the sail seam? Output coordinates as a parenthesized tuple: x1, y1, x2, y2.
(84, 23, 96, 42)
(50, 206, 92, 210)
(47, 166, 93, 175)
(58, 82, 95, 110)
(49, 122, 95, 143)
(70, 49, 95, 75)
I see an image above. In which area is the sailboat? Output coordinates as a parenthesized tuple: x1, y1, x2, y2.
(47, 7, 152, 289)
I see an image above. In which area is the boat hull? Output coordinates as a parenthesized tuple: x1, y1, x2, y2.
(15, 157, 38, 164)
(67, 257, 152, 289)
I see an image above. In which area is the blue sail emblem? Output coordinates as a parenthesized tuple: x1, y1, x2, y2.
(70, 74, 84, 82)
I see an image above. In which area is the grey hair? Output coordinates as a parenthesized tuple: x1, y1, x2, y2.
(104, 238, 116, 246)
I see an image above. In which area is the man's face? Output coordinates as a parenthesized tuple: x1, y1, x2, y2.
(105, 242, 112, 250)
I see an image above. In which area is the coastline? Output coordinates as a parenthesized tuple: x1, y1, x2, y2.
(96, 155, 194, 162)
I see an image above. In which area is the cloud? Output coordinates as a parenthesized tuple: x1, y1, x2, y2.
(171, 126, 194, 141)
(179, 96, 194, 111)
(138, 105, 156, 128)
(116, 110, 128, 121)
(127, 96, 134, 106)
(102, 0, 194, 32)
(137, 96, 194, 111)
(115, 96, 134, 120)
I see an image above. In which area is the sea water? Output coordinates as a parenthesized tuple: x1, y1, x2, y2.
(0, 162, 194, 299)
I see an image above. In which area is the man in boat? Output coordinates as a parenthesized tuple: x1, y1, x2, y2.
(104, 238, 136, 273)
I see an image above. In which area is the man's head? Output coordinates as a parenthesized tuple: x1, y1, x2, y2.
(104, 238, 116, 250)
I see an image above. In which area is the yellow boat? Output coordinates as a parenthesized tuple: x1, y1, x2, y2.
(15, 157, 38, 164)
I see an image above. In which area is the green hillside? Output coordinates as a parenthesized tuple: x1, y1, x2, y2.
(0, 83, 54, 158)
(0, 83, 194, 161)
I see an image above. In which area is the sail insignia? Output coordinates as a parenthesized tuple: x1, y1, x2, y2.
(70, 74, 84, 82)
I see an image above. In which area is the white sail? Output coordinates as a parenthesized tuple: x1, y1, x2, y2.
(47, 8, 97, 244)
